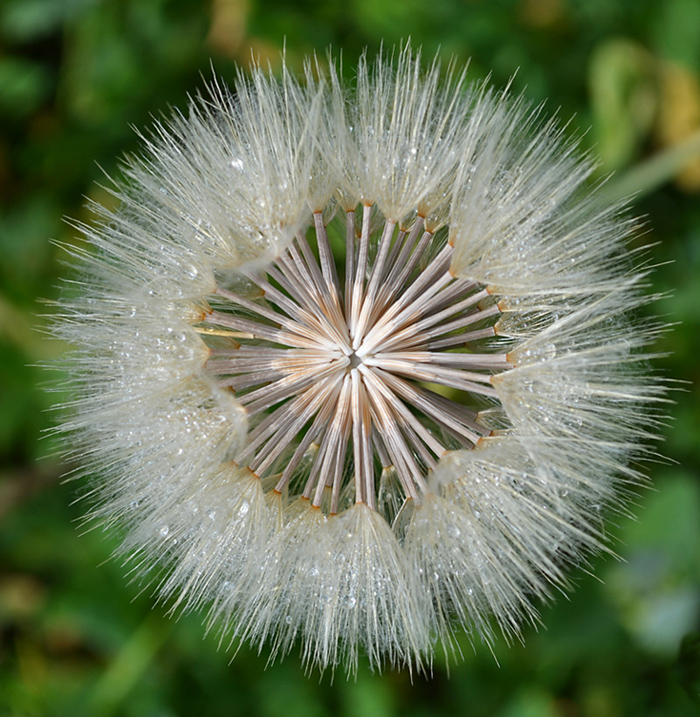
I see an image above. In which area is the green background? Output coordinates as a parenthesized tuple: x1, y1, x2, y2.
(1, 0, 699, 715)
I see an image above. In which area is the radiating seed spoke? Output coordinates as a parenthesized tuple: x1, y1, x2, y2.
(295, 232, 348, 332)
(311, 374, 352, 507)
(365, 356, 496, 387)
(372, 367, 485, 444)
(313, 212, 342, 298)
(350, 367, 374, 507)
(353, 219, 397, 349)
(413, 304, 502, 343)
(427, 325, 496, 349)
(243, 270, 328, 330)
(241, 362, 346, 415)
(384, 227, 406, 275)
(373, 351, 511, 369)
(360, 366, 426, 500)
(418, 278, 479, 316)
(358, 254, 454, 355)
(247, 377, 341, 474)
(274, 389, 341, 494)
(349, 204, 373, 339)
(205, 311, 329, 350)
(344, 210, 356, 322)
(360, 366, 446, 459)
(377, 220, 429, 308)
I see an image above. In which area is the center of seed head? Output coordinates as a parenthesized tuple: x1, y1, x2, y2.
(199, 205, 508, 517)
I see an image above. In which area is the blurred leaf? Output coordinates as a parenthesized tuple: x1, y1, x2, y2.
(86, 612, 172, 717)
(623, 471, 700, 562)
(352, 0, 432, 42)
(675, 633, 700, 703)
(500, 688, 558, 717)
(600, 129, 700, 202)
(655, 62, 700, 192)
(1, 0, 95, 42)
(652, 0, 700, 69)
(207, 0, 250, 59)
(605, 471, 700, 655)
(588, 38, 657, 171)
(340, 673, 395, 717)
(0, 195, 61, 296)
(0, 57, 52, 117)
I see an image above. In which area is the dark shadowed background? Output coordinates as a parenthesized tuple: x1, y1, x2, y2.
(1, 0, 699, 715)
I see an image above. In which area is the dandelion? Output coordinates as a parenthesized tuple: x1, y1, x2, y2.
(55, 45, 664, 676)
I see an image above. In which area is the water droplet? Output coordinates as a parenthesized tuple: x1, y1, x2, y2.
(237, 500, 250, 518)
(159, 525, 170, 538)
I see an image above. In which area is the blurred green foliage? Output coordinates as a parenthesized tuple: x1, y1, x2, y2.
(1, 0, 699, 715)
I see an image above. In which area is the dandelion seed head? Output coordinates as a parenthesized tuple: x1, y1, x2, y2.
(54, 44, 665, 676)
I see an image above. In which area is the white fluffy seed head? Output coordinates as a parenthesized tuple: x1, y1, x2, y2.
(53, 44, 666, 677)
